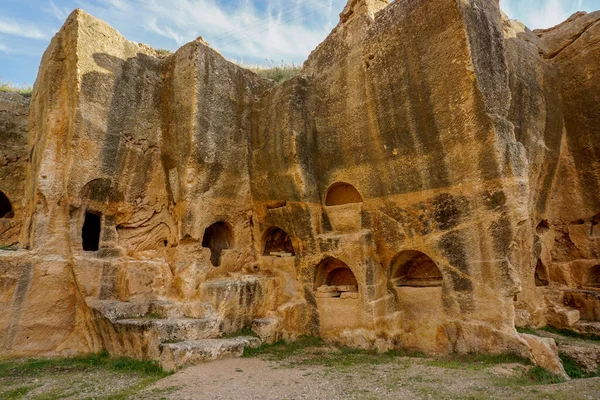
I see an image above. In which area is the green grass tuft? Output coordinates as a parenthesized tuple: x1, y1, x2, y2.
(0, 80, 32, 97)
(427, 352, 531, 371)
(243, 335, 325, 359)
(525, 366, 566, 384)
(221, 326, 258, 338)
(0, 385, 37, 399)
(0, 245, 17, 251)
(234, 60, 301, 84)
(144, 312, 163, 320)
(559, 352, 600, 379)
(515, 326, 539, 335)
(0, 351, 170, 380)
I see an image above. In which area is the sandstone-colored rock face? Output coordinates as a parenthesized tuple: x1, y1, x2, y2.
(1, 0, 599, 371)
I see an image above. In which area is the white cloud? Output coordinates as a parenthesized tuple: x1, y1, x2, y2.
(0, 18, 51, 40)
(501, 0, 586, 29)
(48, 0, 71, 21)
(74, 0, 344, 63)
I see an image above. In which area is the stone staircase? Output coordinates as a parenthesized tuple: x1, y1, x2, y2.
(545, 288, 600, 336)
(87, 298, 261, 370)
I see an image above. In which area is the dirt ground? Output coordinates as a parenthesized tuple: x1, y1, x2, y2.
(143, 357, 600, 400)
(2, 330, 600, 400)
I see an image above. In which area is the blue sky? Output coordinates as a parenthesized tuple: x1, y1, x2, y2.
(1, 0, 599, 86)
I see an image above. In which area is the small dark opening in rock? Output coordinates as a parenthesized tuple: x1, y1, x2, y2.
(82, 211, 101, 252)
(0, 191, 14, 219)
(325, 182, 363, 206)
(536, 220, 550, 236)
(535, 259, 549, 287)
(263, 227, 295, 256)
(163, 240, 168, 247)
(202, 221, 233, 267)
(588, 265, 600, 288)
(391, 250, 442, 287)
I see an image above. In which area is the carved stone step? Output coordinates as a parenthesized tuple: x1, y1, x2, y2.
(159, 337, 261, 371)
(572, 321, 600, 336)
(113, 318, 220, 342)
(87, 299, 214, 320)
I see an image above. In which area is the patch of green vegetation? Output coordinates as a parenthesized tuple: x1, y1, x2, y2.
(145, 312, 163, 320)
(0, 245, 17, 251)
(0, 385, 37, 399)
(0, 351, 170, 379)
(221, 326, 258, 338)
(243, 335, 325, 359)
(426, 353, 532, 371)
(0, 80, 32, 97)
(244, 336, 426, 369)
(541, 326, 600, 342)
(241, 61, 301, 84)
(516, 326, 539, 335)
(559, 352, 600, 379)
(524, 366, 566, 385)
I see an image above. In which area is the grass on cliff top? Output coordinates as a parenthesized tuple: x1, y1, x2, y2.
(235, 60, 301, 84)
(0, 80, 32, 97)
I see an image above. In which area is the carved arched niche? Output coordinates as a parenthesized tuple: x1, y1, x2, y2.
(262, 226, 295, 256)
(315, 257, 358, 296)
(324, 182, 363, 233)
(76, 179, 121, 253)
(325, 182, 363, 206)
(202, 221, 234, 267)
(0, 191, 14, 219)
(390, 250, 443, 287)
(314, 257, 361, 333)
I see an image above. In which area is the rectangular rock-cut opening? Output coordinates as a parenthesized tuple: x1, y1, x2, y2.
(82, 211, 102, 251)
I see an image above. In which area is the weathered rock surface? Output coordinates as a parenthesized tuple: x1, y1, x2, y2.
(1, 0, 600, 373)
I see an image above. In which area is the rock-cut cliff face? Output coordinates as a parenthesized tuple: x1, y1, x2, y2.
(0, 0, 598, 373)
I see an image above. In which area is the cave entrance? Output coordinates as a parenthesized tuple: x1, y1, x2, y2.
(325, 182, 363, 206)
(82, 211, 102, 252)
(263, 227, 295, 256)
(0, 191, 13, 219)
(202, 221, 233, 267)
(535, 259, 549, 287)
(390, 250, 442, 287)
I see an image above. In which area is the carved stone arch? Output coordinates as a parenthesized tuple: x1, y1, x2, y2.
(262, 226, 295, 256)
(0, 191, 14, 218)
(325, 182, 363, 206)
(390, 250, 442, 287)
(314, 257, 358, 290)
(202, 221, 234, 267)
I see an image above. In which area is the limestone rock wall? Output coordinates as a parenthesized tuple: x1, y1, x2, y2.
(1, 0, 599, 362)
(0, 93, 29, 247)
(251, 0, 529, 354)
